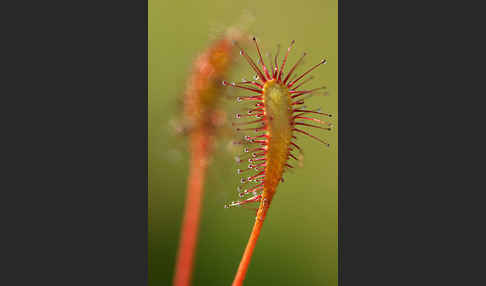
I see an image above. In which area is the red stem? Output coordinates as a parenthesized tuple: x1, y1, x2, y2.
(232, 196, 273, 286)
(173, 131, 211, 286)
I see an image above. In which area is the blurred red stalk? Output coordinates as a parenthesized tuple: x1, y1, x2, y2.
(173, 131, 211, 286)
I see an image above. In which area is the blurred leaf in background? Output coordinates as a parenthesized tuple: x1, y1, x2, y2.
(149, 0, 337, 285)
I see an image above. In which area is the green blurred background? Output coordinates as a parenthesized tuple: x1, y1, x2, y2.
(149, 0, 337, 285)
